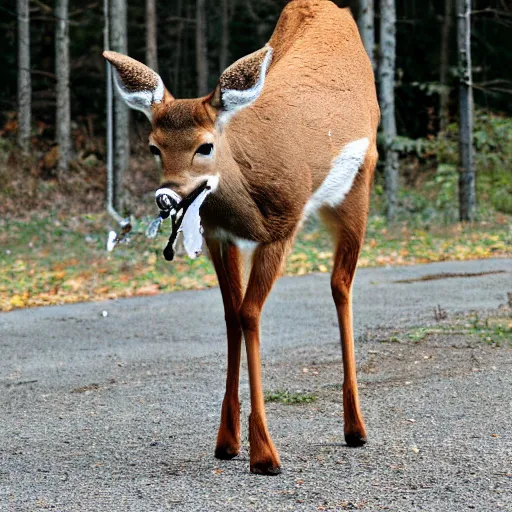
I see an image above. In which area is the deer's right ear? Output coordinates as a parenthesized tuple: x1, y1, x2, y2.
(209, 45, 273, 126)
(103, 51, 173, 121)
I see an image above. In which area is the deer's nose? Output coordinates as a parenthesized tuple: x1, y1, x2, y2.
(155, 187, 182, 211)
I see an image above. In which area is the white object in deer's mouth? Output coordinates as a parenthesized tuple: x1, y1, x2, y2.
(155, 187, 182, 211)
(178, 187, 211, 258)
(176, 175, 219, 258)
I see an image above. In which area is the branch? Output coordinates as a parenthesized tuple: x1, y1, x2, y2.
(473, 79, 512, 96)
(31, 69, 57, 80)
(69, 3, 100, 18)
(32, 0, 52, 13)
(475, 79, 512, 87)
(163, 16, 196, 24)
(244, 0, 261, 22)
(471, 7, 512, 17)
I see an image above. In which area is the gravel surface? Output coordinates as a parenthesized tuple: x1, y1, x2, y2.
(1, 258, 511, 511)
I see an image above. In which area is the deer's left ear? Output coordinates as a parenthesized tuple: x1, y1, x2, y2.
(208, 45, 273, 125)
(103, 51, 173, 121)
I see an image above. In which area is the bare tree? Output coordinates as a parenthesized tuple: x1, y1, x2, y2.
(358, 0, 375, 71)
(55, 0, 71, 172)
(146, 0, 158, 72)
(379, 0, 399, 221)
(173, 0, 184, 96)
(456, 0, 476, 221)
(196, 0, 208, 96)
(110, 0, 129, 210)
(439, 0, 453, 132)
(219, 0, 230, 72)
(17, 0, 31, 155)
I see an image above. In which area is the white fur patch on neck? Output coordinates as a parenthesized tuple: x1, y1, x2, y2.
(303, 138, 370, 218)
(217, 47, 273, 128)
(205, 174, 220, 192)
(112, 68, 165, 121)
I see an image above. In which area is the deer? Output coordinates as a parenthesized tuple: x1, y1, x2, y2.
(103, 0, 379, 475)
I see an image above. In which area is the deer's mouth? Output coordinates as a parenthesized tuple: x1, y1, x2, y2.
(153, 180, 213, 261)
(154, 186, 182, 212)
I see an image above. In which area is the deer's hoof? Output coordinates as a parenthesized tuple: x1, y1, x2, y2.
(345, 432, 367, 447)
(250, 461, 281, 476)
(214, 445, 240, 460)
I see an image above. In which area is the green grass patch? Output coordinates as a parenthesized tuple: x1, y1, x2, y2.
(379, 315, 511, 347)
(468, 314, 512, 347)
(264, 390, 317, 405)
(407, 327, 432, 342)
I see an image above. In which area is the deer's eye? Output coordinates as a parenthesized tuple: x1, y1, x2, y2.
(149, 145, 161, 157)
(195, 143, 214, 157)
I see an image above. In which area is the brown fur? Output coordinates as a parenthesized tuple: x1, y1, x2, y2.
(104, 0, 379, 475)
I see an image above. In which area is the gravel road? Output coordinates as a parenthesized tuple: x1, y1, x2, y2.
(1, 258, 511, 511)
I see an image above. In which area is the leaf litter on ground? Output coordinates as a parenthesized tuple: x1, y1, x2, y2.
(1, 211, 510, 312)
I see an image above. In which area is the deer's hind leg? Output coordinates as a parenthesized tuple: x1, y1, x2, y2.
(206, 239, 244, 460)
(320, 153, 376, 447)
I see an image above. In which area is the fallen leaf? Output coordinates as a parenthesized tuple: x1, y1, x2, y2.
(135, 284, 160, 296)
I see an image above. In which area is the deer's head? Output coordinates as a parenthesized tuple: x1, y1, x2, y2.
(103, 47, 273, 198)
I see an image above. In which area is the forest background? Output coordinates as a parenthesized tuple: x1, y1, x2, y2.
(0, 0, 511, 311)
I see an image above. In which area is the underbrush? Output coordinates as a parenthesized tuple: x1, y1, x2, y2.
(375, 110, 512, 223)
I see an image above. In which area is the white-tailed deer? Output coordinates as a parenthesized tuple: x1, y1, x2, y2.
(104, 0, 379, 475)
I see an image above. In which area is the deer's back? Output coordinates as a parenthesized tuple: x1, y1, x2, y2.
(227, 0, 379, 191)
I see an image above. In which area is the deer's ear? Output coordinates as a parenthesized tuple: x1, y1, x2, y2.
(103, 51, 173, 120)
(209, 45, 273, 125)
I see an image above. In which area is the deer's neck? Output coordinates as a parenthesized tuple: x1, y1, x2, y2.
(201, 133, 302, 244)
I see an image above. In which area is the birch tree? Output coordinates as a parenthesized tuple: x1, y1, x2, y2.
(55, 0, 71, 172)
(146, 0, 158, 72)
(196, 0, 208, 96)
(456, 0, 476, 221)
(17, 0, 31, 155)
(110, 0, 129, 210)
(358, 0, 375, 71)
(379, 0, 399, 221)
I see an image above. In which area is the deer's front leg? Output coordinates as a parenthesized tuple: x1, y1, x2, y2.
(207, 240, 244, 460)
(240, 239, 290, 475)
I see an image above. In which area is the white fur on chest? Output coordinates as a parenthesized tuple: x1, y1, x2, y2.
(303, 137, 369, 218)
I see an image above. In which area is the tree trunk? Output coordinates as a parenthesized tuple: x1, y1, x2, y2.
(439, 0, 452, 132)
(456, 0, 476, 222)
(17, 0, 31, 155)
(196, 0, 208, 96)
(110, 0, 129, 211)
(146, 0, 158, 72)
(173, 0, 184, 96)
(55, 0, 71, 173)
(358, 0, 375, 71)
(219, 0, 229, 72)
(379, 0, 399, 222)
